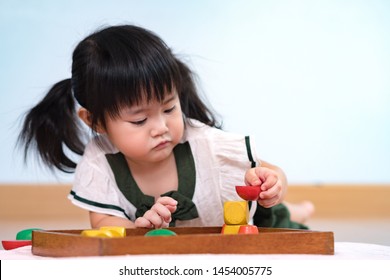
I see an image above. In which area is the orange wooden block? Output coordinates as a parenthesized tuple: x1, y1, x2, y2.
(223, 201, 249, 225)
(238, 225, 259, 234)
(221, 224, 241, 234)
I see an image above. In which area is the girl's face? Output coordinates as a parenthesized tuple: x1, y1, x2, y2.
(103, 92, 184, 165)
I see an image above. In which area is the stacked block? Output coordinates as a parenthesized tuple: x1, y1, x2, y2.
(221, 201, 258, 235)
(224, 201, 249, 225)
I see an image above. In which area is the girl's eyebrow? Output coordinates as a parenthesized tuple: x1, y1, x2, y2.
(124, 94, 177, 115)
(162, 94, 176, 105)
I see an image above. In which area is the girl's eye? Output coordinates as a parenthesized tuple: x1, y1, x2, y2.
(130, 118, 147, 126)
(164, 105, 176, 113)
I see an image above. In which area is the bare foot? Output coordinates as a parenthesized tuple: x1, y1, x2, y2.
(284, 200, 315, 224)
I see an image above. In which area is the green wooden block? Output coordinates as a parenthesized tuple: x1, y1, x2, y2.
(144, 229, 177, 236)
(16, 228, 42, 240)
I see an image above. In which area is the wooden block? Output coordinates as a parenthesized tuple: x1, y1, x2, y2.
(221, 224, 241, 234)
(16, 228, 43, 240)
(238, 225, 259, 234)
(81, 229, 112, 238)
(100, 226, 126, 237)
(145, 229, 177, 236)
(81, 227, 126, 238)
(223, 201, 249, 225)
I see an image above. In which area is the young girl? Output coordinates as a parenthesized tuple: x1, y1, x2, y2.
(18, 24, 313, 229)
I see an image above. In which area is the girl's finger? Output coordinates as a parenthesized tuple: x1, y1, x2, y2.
(134, 217, 153, 228)
(257, 195, 279, 208)
(143, 210, 165, 228)
(156, 196, 178, 207)
(245, 168, 262, 186)
(151, 203, 173, 222)
(256, 168, 277, 191)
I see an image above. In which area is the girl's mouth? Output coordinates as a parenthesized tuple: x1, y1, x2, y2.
(154, 140, 170, 150)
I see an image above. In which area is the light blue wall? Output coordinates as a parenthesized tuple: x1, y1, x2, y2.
(1, 0, 389, 184)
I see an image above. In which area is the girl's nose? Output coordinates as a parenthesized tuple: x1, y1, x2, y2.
(150, 116, 169, 137)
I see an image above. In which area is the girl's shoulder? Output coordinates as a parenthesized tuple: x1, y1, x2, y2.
(83, 135, 117, 160)
(184, 118, 247, 142)
(184, 118, 259, 163)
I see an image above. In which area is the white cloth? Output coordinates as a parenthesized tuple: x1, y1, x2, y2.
(1, 242, 390, 260)
(68, 119, 260, 226)
(3, 243, 389, 280)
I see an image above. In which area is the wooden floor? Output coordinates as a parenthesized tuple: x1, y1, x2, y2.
(286, 184, 390, 246)
(1, 184, 390, 249)
(307, 218, 390, 246)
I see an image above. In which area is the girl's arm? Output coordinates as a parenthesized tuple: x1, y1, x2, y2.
(244, 160, 288, 208)
(89, 196, 178, 228)
(90, 212, 135, 228)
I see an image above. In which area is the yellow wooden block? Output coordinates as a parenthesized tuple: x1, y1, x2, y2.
(81, 229, 111, 238)
(99, 226, 126, 237)
(223, 201, 249, 225)
(221, 224, 241, 234)
(81, 226, 126, 238)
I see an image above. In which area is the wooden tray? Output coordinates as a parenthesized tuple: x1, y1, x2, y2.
(32, 227, 334, 257)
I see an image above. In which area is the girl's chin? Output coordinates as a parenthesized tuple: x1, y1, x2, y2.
(147, 148, 174, 162)
(125, 145, 175, 164)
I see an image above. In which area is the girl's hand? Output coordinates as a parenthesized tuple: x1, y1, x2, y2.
(245, 166, 285, 208)
(134, 196, 178, 228)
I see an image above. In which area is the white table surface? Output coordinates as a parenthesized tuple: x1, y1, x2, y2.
(1, 242, 390, 260)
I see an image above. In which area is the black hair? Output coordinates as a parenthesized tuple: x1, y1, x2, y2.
(18, 24, 220, 173)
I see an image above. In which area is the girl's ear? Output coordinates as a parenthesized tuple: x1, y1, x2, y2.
(77, 108, 106, 134)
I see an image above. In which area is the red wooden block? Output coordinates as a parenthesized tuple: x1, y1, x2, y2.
(235, 185, 261, 201)
(2, 240, 32, 250)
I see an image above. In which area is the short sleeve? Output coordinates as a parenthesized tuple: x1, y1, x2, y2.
(68, 137, 137, 221)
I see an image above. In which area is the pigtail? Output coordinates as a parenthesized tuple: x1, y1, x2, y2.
(18, 79, 85, 173)
(176, 59, 222, 129)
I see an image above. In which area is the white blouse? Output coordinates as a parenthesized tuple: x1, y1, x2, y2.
(68, 119, 260, 227)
